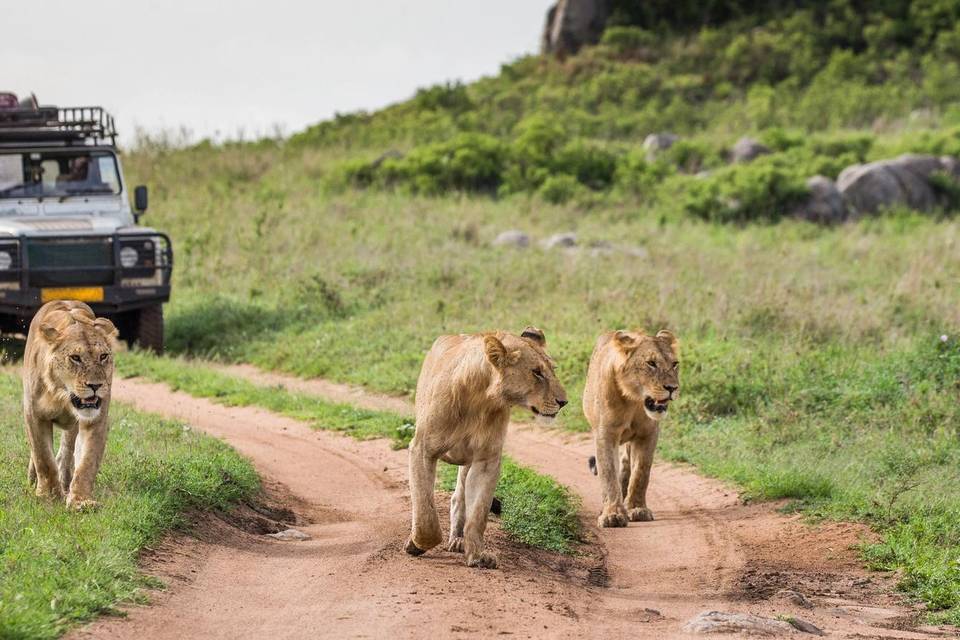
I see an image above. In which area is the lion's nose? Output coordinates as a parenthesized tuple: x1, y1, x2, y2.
(557, 398, 568, 408)
(87, 383, 102, 393)
(664, 385, 678, 395)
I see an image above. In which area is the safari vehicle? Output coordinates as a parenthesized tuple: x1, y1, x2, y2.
(0, 93, 172, 352)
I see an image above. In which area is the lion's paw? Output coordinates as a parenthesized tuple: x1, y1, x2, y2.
(628, 507, 655, 522)
(597, 511, 628, 528)
(466, 551, 498, 569)
(404, 537, 427, 556)
(66, 496, 100, 512)
(447, 537, 464, 553)
(35, 484, 63, 501)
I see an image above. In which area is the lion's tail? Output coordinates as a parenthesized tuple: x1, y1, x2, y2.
(588, 456, 597, 475)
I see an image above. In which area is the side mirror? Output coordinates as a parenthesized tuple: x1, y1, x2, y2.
(134, 185, 149, 215)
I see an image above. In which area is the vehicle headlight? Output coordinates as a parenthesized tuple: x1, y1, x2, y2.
(119, 246, 139, 268)
(0, 251, 11, 270)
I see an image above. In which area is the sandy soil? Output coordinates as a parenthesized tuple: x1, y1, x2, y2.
(70, 365, 954, 639)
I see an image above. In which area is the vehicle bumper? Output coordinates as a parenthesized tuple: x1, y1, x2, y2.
(0, 284, 171, 316)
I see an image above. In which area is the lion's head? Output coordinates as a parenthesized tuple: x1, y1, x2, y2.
(40, 303, 118, 421)
(612, 329, 680, 421)
(483, 326, 567, 422)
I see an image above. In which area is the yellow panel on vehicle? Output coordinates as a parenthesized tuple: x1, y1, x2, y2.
(41, 287, 104, 303)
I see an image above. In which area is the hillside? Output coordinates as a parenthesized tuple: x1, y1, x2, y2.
(125, 2, 960, 626)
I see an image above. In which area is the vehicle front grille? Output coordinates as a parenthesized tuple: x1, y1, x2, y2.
(27, 238, 114, 287)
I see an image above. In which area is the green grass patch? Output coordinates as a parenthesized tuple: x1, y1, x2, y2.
(0, 373, 258, 640)
(438, 458, 580, 554)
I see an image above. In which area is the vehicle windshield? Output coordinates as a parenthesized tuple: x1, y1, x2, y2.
(0, 150, 121, 199)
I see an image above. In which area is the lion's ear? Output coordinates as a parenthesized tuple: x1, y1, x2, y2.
(613, 330, 640, 353)
(656, 329, 679, 355)
(520, 326, 546, 347)
(484, 335, 508, 368)
(39, 323, 61, 343)
(95, 317, 119, 339)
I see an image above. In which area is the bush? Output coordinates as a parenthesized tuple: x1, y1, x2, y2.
(600, 26, 658, 55)
(684, 162, 809, 223)
(377, 133, 507, 195)
(538, 174, 583, 204)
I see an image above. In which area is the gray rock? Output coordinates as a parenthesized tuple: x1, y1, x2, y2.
(542, 232, 578, 249)
(776, 589, 814, 609)
(837, 153, 959, 216)
(683, 611, 798, 635)
(267, 528, 311, 541)
(791, 176, 847, 224)
(541, 0, 611, 57)
(492, 230, 530, 248)
(643, 133, 679, 161)
(731, 137, 772, 163)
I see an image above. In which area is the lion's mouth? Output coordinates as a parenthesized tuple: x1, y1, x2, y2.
(531, 407, 558, 419)
(70, 394, 102, 411)
(644, 396, 670, 414)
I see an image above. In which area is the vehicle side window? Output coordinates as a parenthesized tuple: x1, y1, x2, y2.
(96, 156, 119, 192)
(0, 155, 22, 192)
(42, 160, 60, 189)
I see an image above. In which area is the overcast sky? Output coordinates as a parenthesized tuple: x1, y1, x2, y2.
(4, 0, 550, 143)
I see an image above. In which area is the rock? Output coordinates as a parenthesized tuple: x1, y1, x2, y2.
(683, 611, 798, 635)
(837, 153, 960, 216)
(541, 232, 578, 249)
(787, 617, 824, 635)
(267, 528, 311, 541)
(791, 176, 847, 224)
(776, 589, 814, 609)
(492, 230, 530, 248)
(643, 133, 679, 161)
(541, 0, 611, 57)
(731, 137, 772, 163)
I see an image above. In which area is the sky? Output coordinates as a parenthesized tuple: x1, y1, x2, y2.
(3, 0, 551, 143)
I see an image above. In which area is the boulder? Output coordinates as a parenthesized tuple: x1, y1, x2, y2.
(267, 528, 311, 541)
(541, 232, 578, 249)
(731, 137, 771, 163)
(837, 154, 960, 216)
(642, 133, 679, 161)
(541, 0, 611, 57)
(492, 230, 530, 248)
(791, 176, 847, 224)
(683, 611, 798, 635)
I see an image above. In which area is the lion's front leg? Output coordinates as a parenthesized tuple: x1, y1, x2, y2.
(624, 425, 659, 522)
(57, 426, 78, 496)
(463, 455, 501, 568)
(594, 425, 628, 528)
(405, 436, 443, 555)
(26, 415, 62, 500)
(66, 421, 108, 511)
(447, 464, 468, 552)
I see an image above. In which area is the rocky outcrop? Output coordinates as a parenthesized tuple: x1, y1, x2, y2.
(542, 0, 612, 57)
(643, 133, 679, 161)
(683, 611, 800, 635)
(492, 230, 530, 248)
(541, 232, 578, 249)
(837, 154, 960, 216)
(791, 175, 847, 224)
(731, 137, 772, 163)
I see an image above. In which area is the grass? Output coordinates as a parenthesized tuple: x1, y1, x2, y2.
(118, 351, 582, 553)
(0, 373, 259, 640)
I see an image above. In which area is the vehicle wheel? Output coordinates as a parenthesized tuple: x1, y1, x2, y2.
(134, 305, 164, 354)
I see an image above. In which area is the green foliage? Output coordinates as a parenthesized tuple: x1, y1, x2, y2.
(537, 174, 583, 204)
(438, 458, 581, 553)
(683, 162, 809, 222)
(0, 374, 258, 639)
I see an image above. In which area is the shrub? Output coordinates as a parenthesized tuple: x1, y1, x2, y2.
(683, 162, 809, 223)
(378, 133, 507, 194)
(600, 26, 658, 55)
(538, 174, 583, 204)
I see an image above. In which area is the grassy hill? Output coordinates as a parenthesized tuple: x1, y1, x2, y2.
(125, 2, 960, 624)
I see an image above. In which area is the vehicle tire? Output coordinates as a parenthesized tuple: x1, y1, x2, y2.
(133, 304, 164, 354)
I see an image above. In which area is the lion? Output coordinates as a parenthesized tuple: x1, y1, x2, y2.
(582, 329, 679, 528)
(23, 300, 118, 511)
(405, 327, 567, 568)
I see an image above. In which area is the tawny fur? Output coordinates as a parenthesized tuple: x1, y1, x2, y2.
(23, 300, 118, 510)
(405, 327, 567, 568)
(582, 329, 680, 528)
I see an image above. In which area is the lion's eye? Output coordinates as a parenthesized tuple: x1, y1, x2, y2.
(646, 360, 658, 369)
(532, 367, 545, 381)
(69, 355, 82, 364)
(99, 353, 109, 363)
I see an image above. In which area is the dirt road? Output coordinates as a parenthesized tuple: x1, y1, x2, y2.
(73, 366, 950, 639)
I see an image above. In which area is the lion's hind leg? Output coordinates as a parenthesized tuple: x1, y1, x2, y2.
(447, 464, 468, 553)
(405, 436, 443, 556)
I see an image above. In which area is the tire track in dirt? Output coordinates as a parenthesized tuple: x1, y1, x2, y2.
(212, 363, 953, 638)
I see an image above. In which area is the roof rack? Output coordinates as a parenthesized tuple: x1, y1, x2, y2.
(0, 104, 118, 147)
